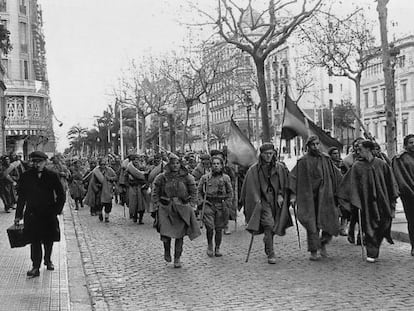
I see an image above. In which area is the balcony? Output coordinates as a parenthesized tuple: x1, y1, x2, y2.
(4, 79, 49, 94)
(5, 117, 51, 132)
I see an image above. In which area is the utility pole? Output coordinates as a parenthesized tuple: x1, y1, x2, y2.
(377, 0, 397, 158)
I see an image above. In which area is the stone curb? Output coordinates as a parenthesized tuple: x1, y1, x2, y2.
(391, 230, 410, 244)
(64, 200, 94, 311)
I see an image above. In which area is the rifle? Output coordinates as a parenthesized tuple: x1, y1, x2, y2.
(199, 176, 209, 229)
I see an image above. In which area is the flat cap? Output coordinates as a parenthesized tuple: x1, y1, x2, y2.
(29, 151, 48, 160)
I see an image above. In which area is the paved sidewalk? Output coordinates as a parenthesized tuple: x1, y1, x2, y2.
(391, 199, 410, 244)
(0, 207, 70, 311)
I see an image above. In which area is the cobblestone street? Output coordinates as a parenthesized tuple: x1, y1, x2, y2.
(67, 200, 414, 311)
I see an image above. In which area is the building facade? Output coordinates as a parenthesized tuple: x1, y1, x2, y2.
(0, 0, 55, 158)
(361, 35, 414, 152)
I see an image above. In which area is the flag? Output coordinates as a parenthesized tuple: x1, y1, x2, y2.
(227, 117, 257, 167)
(281, 92, 342, 152)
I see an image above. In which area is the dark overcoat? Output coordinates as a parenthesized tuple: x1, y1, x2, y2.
(15, 168, 66, 243)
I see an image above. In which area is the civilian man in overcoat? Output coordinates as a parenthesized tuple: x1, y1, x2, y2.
(14, 151, 66, 277)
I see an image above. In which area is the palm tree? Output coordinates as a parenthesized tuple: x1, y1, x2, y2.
(67, 124, 87, 156)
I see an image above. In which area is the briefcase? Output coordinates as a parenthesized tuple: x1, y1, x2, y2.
(6, 224, 28, 248)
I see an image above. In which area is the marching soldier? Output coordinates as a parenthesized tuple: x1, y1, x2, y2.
(152, 153, 201, 268)
(198, 155, 233, 257)
(392, 134, 414, 256)
(240, 143, 292, 264)
(289, 136, 342, 261)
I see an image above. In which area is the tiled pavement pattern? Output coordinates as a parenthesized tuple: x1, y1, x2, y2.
(0, 208, 69, 311)
(70, 201, 414, 311)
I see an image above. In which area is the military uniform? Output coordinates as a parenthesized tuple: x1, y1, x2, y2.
(198, 171, 233, 257)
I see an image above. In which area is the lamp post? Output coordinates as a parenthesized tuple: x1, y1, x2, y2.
(136, 106, 140, 154)
(244, 90, 253, 140)
(119, 102, 124, 160)
(166, 106, 175, 152)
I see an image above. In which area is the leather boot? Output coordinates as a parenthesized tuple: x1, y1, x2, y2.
(206, 229, 214, 257)
(138, 212, 144, 225)
(174, 238, 183, 268)
(214, 229, 223, 257)
(163, 241, 171, 262)
(27, 267, 40, 277)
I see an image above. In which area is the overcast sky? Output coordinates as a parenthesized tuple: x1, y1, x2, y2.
(38, 0, 414, 152)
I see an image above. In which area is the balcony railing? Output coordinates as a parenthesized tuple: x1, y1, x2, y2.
(5, 117, 50, 129)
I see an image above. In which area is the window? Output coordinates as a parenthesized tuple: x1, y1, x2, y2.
(19, 0, 26, 15)
(328, 84, 333, 93)
(381, 88, 386, 104)
(373, 90, 378, 106)
(364, 92, 369, 108)
(401, 83, 407, 102)
(374, 122, 378, 138)
(19, 22, 28, 53)
(329, 99, 333, 109)
(21, 60, 28, 79)
(0, 0, 6, 12)
(403, 119, 408, 137)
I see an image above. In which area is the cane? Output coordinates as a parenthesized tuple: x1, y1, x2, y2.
(357, 208, 365, 260)
(245, 234, 255, 263)
(292, 202, 301, 250)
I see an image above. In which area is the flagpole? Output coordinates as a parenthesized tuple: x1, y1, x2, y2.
(278, 88, 288, 162)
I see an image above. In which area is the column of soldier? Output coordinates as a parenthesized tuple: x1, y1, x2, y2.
(5, 133, 414, 271)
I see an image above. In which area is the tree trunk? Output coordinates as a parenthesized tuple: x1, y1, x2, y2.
(377, 0, 397, 158)
(141, 115, 146, 153)
(354, 78, 361, 137)
(205, 101, 211, 152)
(254, 58, 271, 142)
(181, 105, 190, 153)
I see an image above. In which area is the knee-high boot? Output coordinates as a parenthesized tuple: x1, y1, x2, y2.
(206, 229, 214, 257)
(174, 238, 183, 268)
(214, 229, 223, 257)
(163, 239, 171, 262)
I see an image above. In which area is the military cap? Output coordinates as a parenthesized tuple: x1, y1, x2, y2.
(29, 151, 48, 160)
(209, 149, 223, 157)
(259, 143, 275, 153)
(199, 154, 211, 160)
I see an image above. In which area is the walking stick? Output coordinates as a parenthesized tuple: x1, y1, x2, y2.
(234, 165, 238, 232)
(245, 234, 254, 263)
(357, 208, 365, 260)
(292, 202, 301, 250)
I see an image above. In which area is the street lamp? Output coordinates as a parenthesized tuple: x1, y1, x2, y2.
(243, 90, 253, 140)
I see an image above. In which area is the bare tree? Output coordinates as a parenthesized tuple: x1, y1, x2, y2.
(300, 7, 376, 136)
(197, 0, 322, 142)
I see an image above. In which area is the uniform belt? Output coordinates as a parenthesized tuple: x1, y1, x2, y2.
(206, 197, 225, 203)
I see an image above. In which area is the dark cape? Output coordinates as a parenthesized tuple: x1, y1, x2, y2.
(392, 151, 414, 200)
(240, 159, 293, 236)
(289, 153, 342, 236)
(337, 158, 399, 243)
